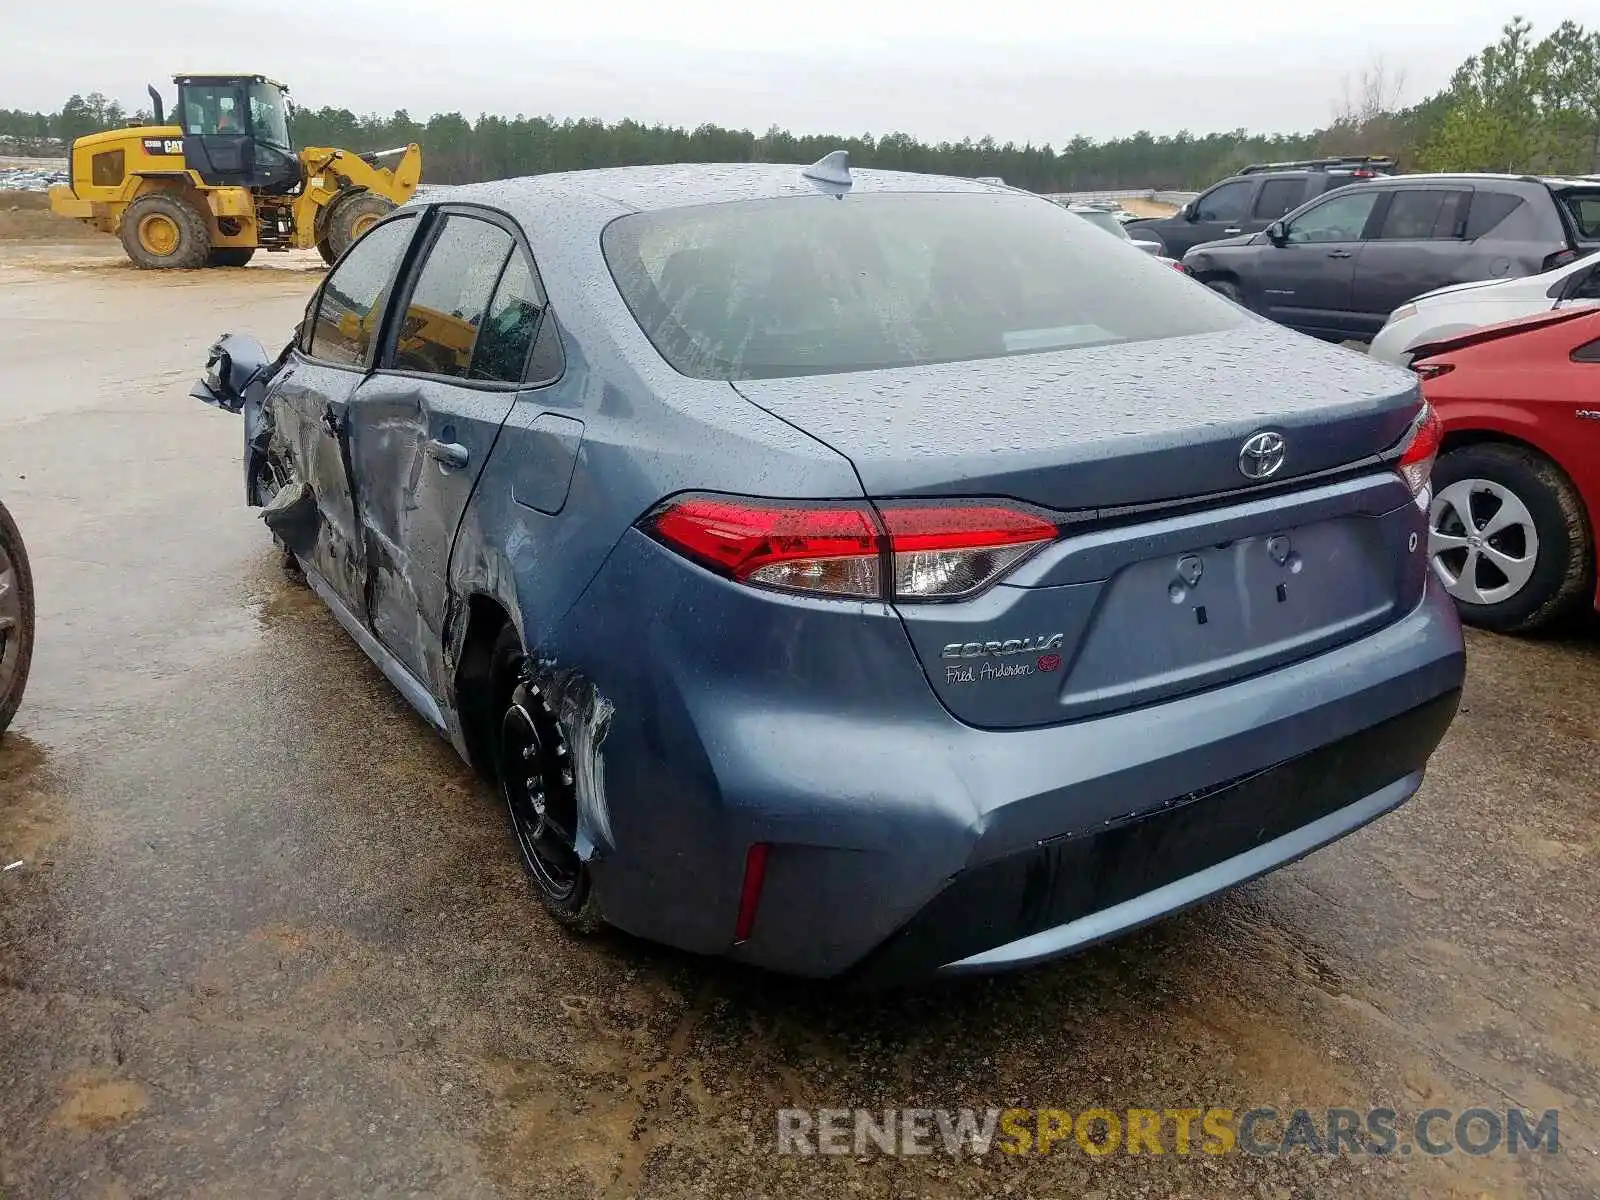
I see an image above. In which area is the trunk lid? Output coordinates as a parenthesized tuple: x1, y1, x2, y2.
(733, 323, 1420, 510)
(734, 324, 1430, 729)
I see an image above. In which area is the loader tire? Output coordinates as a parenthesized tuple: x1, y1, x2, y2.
(317, 239, 337, 267)
(324, 193, 394, 262)
(120, 192, 211, 269)
(207, 247, 256, 268)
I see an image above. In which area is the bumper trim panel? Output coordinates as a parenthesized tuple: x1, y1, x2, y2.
(847, 687, 1460, 984)
(938, 773, 1415, 975)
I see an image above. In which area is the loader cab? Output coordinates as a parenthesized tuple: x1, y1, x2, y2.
(172, 74, 301, 194)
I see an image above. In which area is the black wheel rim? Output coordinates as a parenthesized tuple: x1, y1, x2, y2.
(498, 695, 581, 901)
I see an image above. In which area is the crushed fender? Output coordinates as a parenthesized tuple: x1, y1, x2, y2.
(521, 661, 616, 862)
(259, 481, 320, 557)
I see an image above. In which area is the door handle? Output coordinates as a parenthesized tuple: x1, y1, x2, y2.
(1223, 227, 1242, 235)
(1327, 249, 1353, 259)
(426, 439, 470, 470)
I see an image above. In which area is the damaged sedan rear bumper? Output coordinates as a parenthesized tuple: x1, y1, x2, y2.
(550, 532, 1466, 982)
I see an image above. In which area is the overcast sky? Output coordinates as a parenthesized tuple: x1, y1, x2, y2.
(3, 1, 1585, 144)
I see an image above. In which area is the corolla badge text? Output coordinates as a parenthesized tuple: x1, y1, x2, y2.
(941, 634, 1065, 660)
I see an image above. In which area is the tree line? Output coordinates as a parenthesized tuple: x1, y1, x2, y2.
(3, 17, 1596, 190)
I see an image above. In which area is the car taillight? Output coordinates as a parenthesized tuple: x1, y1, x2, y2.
(881, 505, 1059, 599)
(1395, 402, 1443, 500)
(646, 495, 1059, 601)
(1543, 248, 1580, 271)
(649, 497, 882, 597)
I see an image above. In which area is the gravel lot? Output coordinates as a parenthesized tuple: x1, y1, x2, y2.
(1, 237, 1597, 1199)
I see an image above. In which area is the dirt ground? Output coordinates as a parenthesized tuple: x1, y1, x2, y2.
(1116, 197, 1181, 218)
(0, 238, 1597, 1200)
(0, 190, 107, 242)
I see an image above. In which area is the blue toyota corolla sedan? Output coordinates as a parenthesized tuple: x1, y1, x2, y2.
(193, 155, 1465, 982)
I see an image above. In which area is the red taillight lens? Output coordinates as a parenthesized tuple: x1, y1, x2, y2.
(880, 505, 1058, 599)
(649, 496, 882, 597)
(1395, 402, 1443, 499)
(646, 495, 1058, 600)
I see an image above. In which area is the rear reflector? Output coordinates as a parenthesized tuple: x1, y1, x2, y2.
(733, 843, 770, 944)
(1395, 402, 1443, 500)
(646, 495, 1058, 601)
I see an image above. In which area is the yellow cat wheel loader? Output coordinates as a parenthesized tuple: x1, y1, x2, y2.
(49, 74, 421, 269)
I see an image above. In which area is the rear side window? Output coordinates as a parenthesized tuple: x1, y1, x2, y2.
(391, 215, 514, 379)
(1463, 193, 1526, 240)
(307, 216, 415, 368)
(1374, 190, 1472, 240)
(601, 192, 1249, 381)
(1252, 178, 1303, 220)
(1194, 180, 1253, 222)
(471, 252, 552, 383)
(1560, 192, 1600, 240)
(1568, 261, 1600, 301)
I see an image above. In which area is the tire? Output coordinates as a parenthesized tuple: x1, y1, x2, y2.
(316, 239, 337, 267)
(207, 247, 256, 268)
(323, 193, 395, 262)
(1428, 443, 1595, 633)
(0, 501, 35, 738)
(487, 624, 602, 932)
(249, 450, 307, 585)
(119, 192, 211, 269)
(1206, 278, 1244, 305)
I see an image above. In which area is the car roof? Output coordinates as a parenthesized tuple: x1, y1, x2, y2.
(429, 162, 1010, 218)
(1352, 172, 1598, 189)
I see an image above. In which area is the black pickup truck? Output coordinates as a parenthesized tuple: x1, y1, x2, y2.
(1124, 156, 1396, 258)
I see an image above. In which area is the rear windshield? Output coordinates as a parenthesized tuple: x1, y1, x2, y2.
(601, 192, 1247, 380)
(1560, 190, 1600, 241)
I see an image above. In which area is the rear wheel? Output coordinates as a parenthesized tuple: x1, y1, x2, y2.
(120, 192, 211, 269)
(0, 502, 35, 737)
(207, 247, 256, 267)
(1428, 443, 1594, 632)
(487, 625, 601, 932)
(324, 193, 395, 262)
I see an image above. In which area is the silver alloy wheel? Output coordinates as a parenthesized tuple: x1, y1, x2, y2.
(1428, 477, 1540, 605)
(0, 537, 22, 700)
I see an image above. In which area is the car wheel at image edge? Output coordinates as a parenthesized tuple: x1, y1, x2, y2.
(0, 503, 35, 737)
(488, 624, 603, 932)
(1428, 443, 1595, 633)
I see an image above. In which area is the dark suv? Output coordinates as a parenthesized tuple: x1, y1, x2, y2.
(1183, 174, 1600, 343)
(1124, 156, 1395, 258)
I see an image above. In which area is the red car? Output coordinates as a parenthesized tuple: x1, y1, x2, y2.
(1412, 307, 1600, 632)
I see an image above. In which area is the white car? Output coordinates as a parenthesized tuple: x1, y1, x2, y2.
(1370, 249, 1600, 365)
